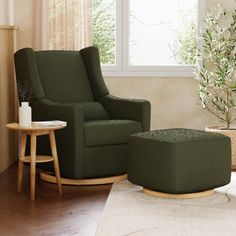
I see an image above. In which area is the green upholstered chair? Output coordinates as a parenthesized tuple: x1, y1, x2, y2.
(14, 46, 151, 184)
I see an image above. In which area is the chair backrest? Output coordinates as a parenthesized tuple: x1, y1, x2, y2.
(35, 51, 94, 102)
(14, 47, 109, 103)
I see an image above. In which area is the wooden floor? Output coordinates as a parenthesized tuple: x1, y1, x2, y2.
(0, 163, 111, 236)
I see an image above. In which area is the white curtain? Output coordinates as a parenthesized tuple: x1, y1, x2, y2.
(34, 0, 93, 50)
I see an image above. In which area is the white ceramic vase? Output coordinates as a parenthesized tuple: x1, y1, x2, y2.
(19, 102, 32, 127)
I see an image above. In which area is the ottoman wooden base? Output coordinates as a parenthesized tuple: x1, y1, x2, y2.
(143, 188, 214, 199)
(40, 171, 127, 185)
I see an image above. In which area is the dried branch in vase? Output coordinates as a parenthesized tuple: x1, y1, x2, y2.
(17, 80, 34, 103)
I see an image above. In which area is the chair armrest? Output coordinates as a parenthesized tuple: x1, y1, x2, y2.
(31, 99, 85, 178)
(99, 95, 151, 131)
(32, 99, 84, 128)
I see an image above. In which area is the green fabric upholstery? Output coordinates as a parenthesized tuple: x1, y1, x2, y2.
(83, 144, 128, 178)
(31, 99, 85, 178)
(100, 95, 151, 131)
(35, 51, 94, 102)
(14, 48, 45, 100)
(81, 46, 109, 100)
(84, 120, 142, 147)
(128, 129, 231, 194)
(14, 47, 151, 179)
(69, 102, 109, 121)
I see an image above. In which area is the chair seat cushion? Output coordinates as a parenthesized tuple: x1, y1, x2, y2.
(84, 120, 142, 147)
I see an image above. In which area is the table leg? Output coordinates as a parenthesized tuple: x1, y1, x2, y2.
(17, 132, 27, 193)
(49, 131, 62, 194)
(30, 132, 37, 201)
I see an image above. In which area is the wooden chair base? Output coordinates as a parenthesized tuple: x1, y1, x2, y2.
(40, 171, 127, 186)
(143, 188, 214, 199)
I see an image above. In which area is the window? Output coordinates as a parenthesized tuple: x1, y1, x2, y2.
(92, 0, 204, 77)
(92, 0, 116, 65)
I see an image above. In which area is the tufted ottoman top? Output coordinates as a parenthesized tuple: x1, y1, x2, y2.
(132, 128, 227, 143)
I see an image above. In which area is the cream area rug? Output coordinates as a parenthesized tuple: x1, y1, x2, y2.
(96, 173, 236, 236)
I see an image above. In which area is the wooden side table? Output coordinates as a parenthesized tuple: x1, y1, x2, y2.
(6, 123, 66, 200)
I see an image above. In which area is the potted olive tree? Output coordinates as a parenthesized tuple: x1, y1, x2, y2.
(196, 5, 236, 168)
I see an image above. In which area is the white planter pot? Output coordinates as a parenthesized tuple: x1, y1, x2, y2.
(205, 126, 236, 170)
(19, 102, 32, 127)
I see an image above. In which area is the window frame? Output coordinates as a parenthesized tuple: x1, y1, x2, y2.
(101, 0, 205, 77)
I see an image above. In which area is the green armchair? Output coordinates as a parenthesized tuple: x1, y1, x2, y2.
(14, 46, 151, 182)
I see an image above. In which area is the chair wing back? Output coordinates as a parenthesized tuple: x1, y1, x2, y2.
(14, 47, 109, 103)
(35, 51, 94, 102)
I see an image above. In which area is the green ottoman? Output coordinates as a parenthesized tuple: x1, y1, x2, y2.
(128, 128, 231, 198)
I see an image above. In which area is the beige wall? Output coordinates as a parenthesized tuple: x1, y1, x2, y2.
(0, 0, 233, 175)
(105, 77, 219, 130)
(105, 0, 236, 130)
(0, 27, 18, 173)
(14, 0, 34, 49)
(0, 0, 230, 175)
(206, 0, 236, 9)
(12, 0, 236, 131)
(0, 0, 34, 174)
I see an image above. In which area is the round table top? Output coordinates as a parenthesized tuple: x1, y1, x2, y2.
(6, 122, 66, 131)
